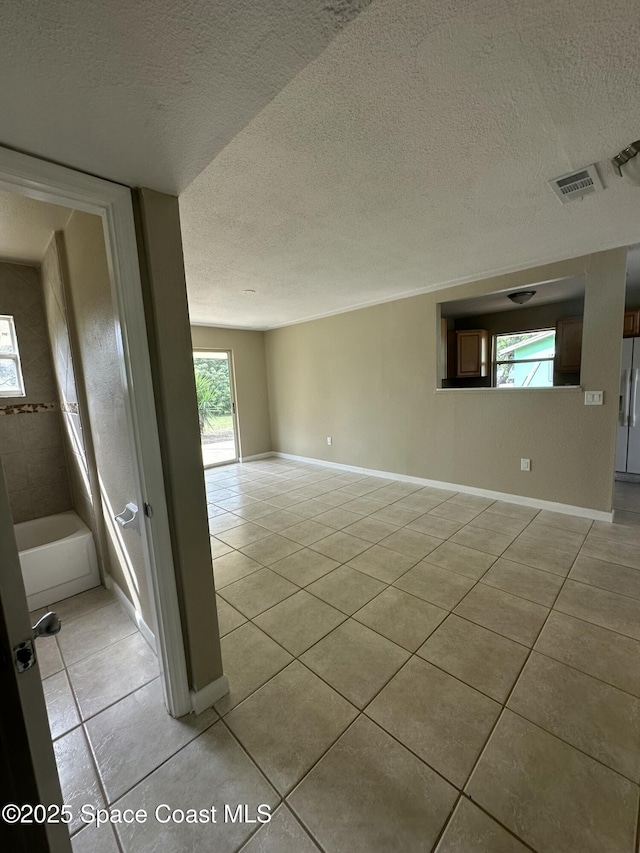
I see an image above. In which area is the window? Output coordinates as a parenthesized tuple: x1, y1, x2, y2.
(0, 315, 25, 397)
(494, 329, 555, 388)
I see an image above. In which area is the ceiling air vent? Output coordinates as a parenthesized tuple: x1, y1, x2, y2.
(548, 164, 603, 203)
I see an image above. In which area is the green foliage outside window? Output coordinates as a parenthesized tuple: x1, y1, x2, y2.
(193, 356, 232, 433)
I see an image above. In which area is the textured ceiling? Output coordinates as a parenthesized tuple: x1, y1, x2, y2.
(181, 0, 640, 329)
(0, 0, 371, 192)
(0, 191, 71, 263)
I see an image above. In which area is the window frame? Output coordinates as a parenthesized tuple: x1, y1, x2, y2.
(493, 328, 556, 389)
(0, 314, 26, 398)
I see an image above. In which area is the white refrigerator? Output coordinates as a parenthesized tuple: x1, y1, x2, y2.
(616, 337, 640, 475)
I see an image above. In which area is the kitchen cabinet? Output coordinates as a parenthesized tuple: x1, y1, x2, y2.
(555, 317, 583, 373)
(440, 318, 448, 379)
(623, 310, 640, 338)
(456, 329, 489, 378)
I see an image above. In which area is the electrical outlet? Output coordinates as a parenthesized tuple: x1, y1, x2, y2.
(326, 436, 332, 446)
(521, 458, 531, 472)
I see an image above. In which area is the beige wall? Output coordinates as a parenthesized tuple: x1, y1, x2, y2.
(135, 188, 222, 691)
(265, 249, 627, 512)
(0, 261, 72, 522)
(191, 326, 271, 458)
(60, 211, 153, 625)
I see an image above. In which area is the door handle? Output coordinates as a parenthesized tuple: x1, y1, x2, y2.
(621, 369, 630, 426)
(631, 368, 639, 429)
(32, 611, 61, 639)
(13, 612, 61, 674)
(114, 502, 140, 533)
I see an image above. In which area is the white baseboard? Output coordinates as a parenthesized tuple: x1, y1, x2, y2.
(104, 575, 157, 652)
(190, 674, 230, 715)
(240, 452, 274, 462)
(271, 452, 614, 523)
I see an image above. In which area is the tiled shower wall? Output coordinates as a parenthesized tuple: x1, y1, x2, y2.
(0, 262, 72, 522)
(41, 236, 95, 532)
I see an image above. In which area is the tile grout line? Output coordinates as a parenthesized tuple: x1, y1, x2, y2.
(421, 550, 585, 851)
(221, 614, 499, 829)
(41, 596, 156, 851)
(62, 672, 161, 740)
(217, 504, 640, 697)
(162, 462, 639, 847)
(503, 706, 640, 785)
(36, 591, 143, 851)
(448, 528, 632, 826)
(101, 711, 220, 827)
(212, 472, 632, 840)
(59, 646, 124, 850)
(214, 716, 288, 853)
(214, 471, 640, 697)
(429, 791, 540, 853)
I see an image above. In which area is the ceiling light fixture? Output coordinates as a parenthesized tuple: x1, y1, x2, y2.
(242, 289, 256, 294)
(612, 140, 640, 186)
(508, 291, 536, 305)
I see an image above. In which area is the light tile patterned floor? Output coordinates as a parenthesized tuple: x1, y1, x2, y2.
(38, 463, 640, 852)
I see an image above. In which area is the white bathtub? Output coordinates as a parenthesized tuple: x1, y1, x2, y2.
(15, 511, 100, 611)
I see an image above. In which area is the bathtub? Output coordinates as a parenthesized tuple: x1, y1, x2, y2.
(15, 511, 100, 611)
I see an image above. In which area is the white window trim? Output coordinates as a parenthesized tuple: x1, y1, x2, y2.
(0, 314, 26, 398)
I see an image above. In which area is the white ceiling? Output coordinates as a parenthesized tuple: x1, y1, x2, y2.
(0, 0, 370, 193)
(180, 0, 640, 329)
(0, 191, 71, 263)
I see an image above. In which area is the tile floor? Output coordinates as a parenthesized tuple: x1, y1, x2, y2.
(38, 462, 640, 852)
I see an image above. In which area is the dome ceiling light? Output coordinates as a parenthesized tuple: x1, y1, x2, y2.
(508, 291, 536, 305)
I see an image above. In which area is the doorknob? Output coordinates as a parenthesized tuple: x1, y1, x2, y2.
(32, 611, 61, 639)
(13, 612, 61, 674)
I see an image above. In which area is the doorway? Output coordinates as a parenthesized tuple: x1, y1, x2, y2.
(0, 145, 195, 852)
(0, 147, 191, 717)
(193, 349, 239, 467)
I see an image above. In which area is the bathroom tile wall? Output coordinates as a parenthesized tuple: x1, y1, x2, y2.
(41, 236, 95, 530)
(0, 261, 73, 522)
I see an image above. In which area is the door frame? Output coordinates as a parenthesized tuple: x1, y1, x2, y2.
(193, 347, 241, 467)
(0, 146, 191, 716)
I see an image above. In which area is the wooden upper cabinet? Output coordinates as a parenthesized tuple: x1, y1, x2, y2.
(623, 310, 640, 338)
(440, 317, 448, 379)
(555, 317, 583, 372)
(456, 329, 489, 378)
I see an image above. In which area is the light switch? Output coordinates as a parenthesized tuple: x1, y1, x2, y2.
(584, 391, 603, 406)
